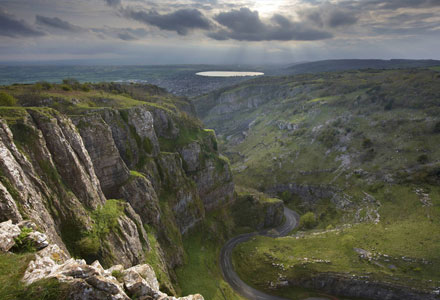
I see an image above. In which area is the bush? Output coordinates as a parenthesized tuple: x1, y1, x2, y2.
(318, 128, 339, 148)
(11, 227, 35, 253)
(299, 212, 317, 229)
(434, 121, 440, 133)
(38, 81, 53, 90)
(417, 154, 429, 164)
(61, 85, 72, 91)
(362, 138, 373, 148)
(0, 92, 17, 106)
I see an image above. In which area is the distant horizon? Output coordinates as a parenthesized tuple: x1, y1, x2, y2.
(1, 57, 440, 67)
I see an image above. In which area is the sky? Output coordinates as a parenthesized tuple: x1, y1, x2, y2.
(0, 0, 439, 65)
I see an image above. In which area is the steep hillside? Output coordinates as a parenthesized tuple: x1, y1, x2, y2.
(193, 68, 440, 299)
(0, 81, 235, 297)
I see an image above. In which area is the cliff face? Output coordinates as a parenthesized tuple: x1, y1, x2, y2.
(0, 91, 234, 296)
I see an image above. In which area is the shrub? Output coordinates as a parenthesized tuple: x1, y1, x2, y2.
(111, 270, 124, 282)
(62, 78, 79, 86)
(384, 99, 394, 110)
(0, 92, 17, 106)
(81, 83, 91, 92)
(362, 138, 373, 148)
(417, 154, 429, 164)
(61, 85, 72, 91)
(318, 128, 339, 148)
(434, 121, 440, 133)
(38, 81, 53, 90)
(299, 212, 317, 229)
(11, 227, 35, 253)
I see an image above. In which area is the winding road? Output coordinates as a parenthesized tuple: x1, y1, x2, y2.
(220, 207, 331, 300)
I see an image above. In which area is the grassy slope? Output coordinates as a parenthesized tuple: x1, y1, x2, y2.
(0, 252, 69, 300)
(233, 184, 440, 295)
(194, 68, 440, 297)
(175, 205, 246, 300)
(175, 191, 285, 300)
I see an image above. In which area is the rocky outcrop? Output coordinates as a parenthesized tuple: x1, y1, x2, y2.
(233, 193, 284, 230)
(288, 273, 440, 300)
(29, 110, 106, 209)
(72, 114, 130, 198)
(0, 220, 21, 251)
(262, 200, 284, 228)
(0, 100, 234, 297)
(22, 241, 204, 300)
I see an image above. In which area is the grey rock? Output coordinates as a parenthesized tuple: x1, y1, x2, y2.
(72, 114, 130, 198)
(0, 220, 21, 252)
(0, 181, 22, 223)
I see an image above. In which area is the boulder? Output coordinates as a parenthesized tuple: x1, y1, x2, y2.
(0, 220, 21, 252)
(22, 242, 204, 300)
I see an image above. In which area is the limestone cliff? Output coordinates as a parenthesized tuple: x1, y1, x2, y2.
(0, 86, 235, 297)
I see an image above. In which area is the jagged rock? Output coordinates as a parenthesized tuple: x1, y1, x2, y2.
(119, 176, 160, 227)
(67, 279, 129, 300)
(122, 267, 157, 298)
(180, 142, 201, 172)
(0, 220, 21, 252)
(26, 231, 49, 250)
(263, 200, 284, 228)
(195, 157, 234, 211)
(0, 118, 64, 248)
(29, 110, 106, 209)
(72, 115, 131, 198)
(157, 153, 204, 234)
(126, 106, 160, 156)
(104, 214, 147, 268)
(23, 243, 203, 300)
(151, 108, 179, 139)
(0, 181, 23, 223)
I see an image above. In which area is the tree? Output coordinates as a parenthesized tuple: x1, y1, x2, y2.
(0, 92, 17, 106)
(299, 212, 317, 229)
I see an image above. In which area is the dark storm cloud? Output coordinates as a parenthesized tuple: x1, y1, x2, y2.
(337, 0, 440, 11)
(117, 32, 137, 40)
(122, 8, 212, 35)
(301, 5, 358, 28)
(105, 0, 122, 7)
(208, 8, 332, 41)
(36, 15, 84, 32)
(0, 8, 45, 38)
(36, 14, 148, 41)
(376, 0, 440, 9)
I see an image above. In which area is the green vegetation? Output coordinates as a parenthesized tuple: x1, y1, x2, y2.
(68, 199, 124, 264)
(0, 253, 69, 300)
(12, 227, 35, 253)
(0, 91, 17, 106)
(299, 212, 317, 229)
(194, 68, 440, 297)
(176, 205, 246, 300)
(144, 225, 175, 295)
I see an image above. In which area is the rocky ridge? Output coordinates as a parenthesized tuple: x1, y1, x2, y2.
(0, 95, 234, 295)
(1, 220, 203, 300)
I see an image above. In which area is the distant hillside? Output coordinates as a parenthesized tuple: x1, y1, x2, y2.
(287, 59, 440, 74)
(193, 68, 440, 298)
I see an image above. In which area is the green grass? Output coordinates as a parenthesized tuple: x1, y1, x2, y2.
(175, 206, 246, 300)
(232, 183, 440, 296)
(0, 253, 69, 300)
(144, 225, 175, 295)
(64, 199, 125, 265)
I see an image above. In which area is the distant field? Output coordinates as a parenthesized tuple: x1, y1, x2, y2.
(0, 65, 268, 97)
